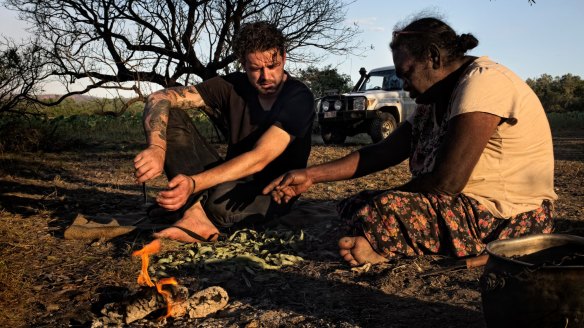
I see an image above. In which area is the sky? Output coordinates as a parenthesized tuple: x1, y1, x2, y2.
(332, 0, 584, 84)
(1, 0, 583, 96)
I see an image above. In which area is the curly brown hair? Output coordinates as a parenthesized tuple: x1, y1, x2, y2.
(232, 21, 287, 64)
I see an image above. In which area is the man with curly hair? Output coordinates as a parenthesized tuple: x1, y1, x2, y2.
(133, 22, 314, 243)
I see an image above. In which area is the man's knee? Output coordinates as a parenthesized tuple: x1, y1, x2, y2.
(166, 109, 197, 145)
(204, 200, 269, 228)
(203, 182, 271, 228)
(203, 198, 235, 228)
(168, 108, 193, 128)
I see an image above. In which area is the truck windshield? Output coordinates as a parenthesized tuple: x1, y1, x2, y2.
(359, 69, 403, 91)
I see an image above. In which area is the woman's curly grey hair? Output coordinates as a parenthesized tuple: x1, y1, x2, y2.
(390, 16, 478, 64)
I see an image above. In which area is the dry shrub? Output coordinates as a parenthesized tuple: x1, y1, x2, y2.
(0, 117, 48, 152)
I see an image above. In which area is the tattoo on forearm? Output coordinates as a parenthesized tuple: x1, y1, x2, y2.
(150, 114, 168, 141)
(160, 86, 204, 110)
(175, 87, 188, 98)
(145, 99, 170, 141)
(143, 85, 204, 142)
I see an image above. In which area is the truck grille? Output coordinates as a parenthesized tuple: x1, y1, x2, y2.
(321, 97, 352, 111)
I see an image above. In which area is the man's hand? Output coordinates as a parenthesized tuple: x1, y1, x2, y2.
(262, 169, 313, 204)
(134, 145, 166, 183)
(156, 174, 196, 211)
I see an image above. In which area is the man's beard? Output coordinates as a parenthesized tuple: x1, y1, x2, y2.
(257, 79, 279, 95)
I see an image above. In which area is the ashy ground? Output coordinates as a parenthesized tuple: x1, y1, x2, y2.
(0, 130, 582, 328)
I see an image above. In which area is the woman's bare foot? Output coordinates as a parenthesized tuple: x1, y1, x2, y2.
(338, 236, 388, 267)
(153, 202, 219, 243)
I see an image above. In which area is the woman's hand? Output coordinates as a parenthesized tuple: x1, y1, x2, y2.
(263, 169, 313, 204)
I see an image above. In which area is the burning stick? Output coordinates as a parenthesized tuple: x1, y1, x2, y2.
(122, 285, 187, 324)
(132, 239, 178, 319)
(156, 277, 178, 319)
(122, 284, 228, 324)
(132, 239, 177, 319)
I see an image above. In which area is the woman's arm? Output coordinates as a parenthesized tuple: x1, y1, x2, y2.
(399, 112, 502, 194)
(263, 122, 412, 203)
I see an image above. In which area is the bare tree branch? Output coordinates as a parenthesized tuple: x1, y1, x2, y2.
(0, 38, 49, 114)
(3, 0, 361, 105)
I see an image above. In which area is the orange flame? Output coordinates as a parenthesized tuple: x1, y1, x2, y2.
(156, 277, 179, 318)
(132, 239, 180, 319)
(132, 239, 161, 287)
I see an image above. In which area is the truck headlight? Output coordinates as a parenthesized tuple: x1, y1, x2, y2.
(322, 101, 330, 112)
(334, 100, 342, 111)
(353, 97, 366, 110)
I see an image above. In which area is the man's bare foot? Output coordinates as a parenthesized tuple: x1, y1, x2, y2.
(153, 202, 219, 243)
(338, 236, 388, 267)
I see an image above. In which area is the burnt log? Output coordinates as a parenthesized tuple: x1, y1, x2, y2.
(96, 285, 229, 325)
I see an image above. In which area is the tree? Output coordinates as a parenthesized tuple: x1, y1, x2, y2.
(3, 0, 361, 107)
(526, 74, 584, 113)
(0, 38, 49, 115)
(296, 65, 353, 98)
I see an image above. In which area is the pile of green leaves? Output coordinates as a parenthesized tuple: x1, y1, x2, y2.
(149, 228, 306, 279)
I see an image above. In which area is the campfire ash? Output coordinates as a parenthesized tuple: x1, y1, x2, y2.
(92, 239, 228, 326)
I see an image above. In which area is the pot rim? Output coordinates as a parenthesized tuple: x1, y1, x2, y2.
(485, 233, 584, 269)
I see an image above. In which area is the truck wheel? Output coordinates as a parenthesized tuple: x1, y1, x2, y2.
(320, 126, 346, 145)
(369, 113, 397, 143)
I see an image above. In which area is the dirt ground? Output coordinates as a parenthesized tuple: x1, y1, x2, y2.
(0, 129, 582, 328)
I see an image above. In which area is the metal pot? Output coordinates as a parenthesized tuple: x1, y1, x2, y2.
(480, 233, 584, 328)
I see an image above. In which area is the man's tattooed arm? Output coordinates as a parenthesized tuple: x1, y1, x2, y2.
(143, 86, 206, 149)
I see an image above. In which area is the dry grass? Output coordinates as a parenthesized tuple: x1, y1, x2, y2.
(0, 129, 582, 327)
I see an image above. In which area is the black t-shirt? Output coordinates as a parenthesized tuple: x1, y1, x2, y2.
(195, 72, 314, 185)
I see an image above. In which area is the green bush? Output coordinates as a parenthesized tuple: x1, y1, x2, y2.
(0, 115, 48, 152)
(0, 109, 222, 152)
(547, 111, 584, 132)
(36, 97, 145, 117)
(0, 112, 140, 152)
(527, 74, 584, 113)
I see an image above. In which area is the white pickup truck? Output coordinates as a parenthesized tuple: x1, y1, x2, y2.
(315, 66, 416, 144)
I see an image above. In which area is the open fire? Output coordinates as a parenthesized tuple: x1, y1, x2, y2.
(92, 239, 230, 325)
(120, 239, 229, 324)
(132, 239, 182, 320)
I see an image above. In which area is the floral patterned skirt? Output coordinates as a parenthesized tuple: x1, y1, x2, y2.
(338, 190, 554, 258)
